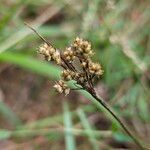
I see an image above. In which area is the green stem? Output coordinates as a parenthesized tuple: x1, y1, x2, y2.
(90, 92, 145, 150)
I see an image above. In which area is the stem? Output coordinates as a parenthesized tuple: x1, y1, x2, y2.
(79, 58, 93, 90)
(90, 92, 145, 150)
(24, 22, 51, 46)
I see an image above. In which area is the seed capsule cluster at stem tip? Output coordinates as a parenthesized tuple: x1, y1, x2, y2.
(38, 43, 61, 64)
(73, 37, 94, 57)
(38, 37, 103, 95)
(63, 47, 75, 62)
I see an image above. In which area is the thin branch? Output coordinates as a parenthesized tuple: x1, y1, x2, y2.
(24, 22, 51, 46)
(25, 23, 70, 71)
(78, 58, 93, 90)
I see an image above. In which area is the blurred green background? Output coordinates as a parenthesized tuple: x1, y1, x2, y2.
(0, 0, 149, 149)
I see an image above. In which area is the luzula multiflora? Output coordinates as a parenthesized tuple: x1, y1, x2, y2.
(38, 37, 103, 95)
(25, 23, 145, 150)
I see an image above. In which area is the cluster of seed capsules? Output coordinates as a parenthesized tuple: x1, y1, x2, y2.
(38, 37, 103, 95)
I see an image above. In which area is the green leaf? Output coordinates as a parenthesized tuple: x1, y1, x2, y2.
(77, 108, 99, 150)
(0, 52, 61, 79)
(63, 102, 76, 150)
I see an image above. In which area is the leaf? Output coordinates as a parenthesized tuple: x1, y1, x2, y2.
(77, 108, 99, 150)
(0, 52, 61, 79)
(63, 102, 76, 150)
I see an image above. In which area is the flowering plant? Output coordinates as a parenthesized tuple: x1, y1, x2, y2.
(25, 23, 145, 150)
(39, 37, 103, 96)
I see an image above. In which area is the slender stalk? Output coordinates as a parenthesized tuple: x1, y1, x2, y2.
(25, 23, 146, 149)
(24, 22, 51, 46)
(90, 92, 145, 150)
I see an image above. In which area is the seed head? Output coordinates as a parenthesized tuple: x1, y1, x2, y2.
(53, 50, 61, 64)
(38, 43, 55, 61)
(63, 47, 75, 62)
(38, 43, 61, 64)
(53, 80, 70, 95)
(88, 62, 103, 76)
(61, 69, 76, 81)
(37, 37, 103, 95)
(73, 37, 94, 57)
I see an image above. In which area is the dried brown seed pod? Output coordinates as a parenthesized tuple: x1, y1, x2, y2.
(63, 47, 75, 62)
(38, 43, 55, 61)
(61, 69, 75, 81)
(88, 62, 103, 76)
(73, 37, 94, 57)
(53, 80, 70, 95)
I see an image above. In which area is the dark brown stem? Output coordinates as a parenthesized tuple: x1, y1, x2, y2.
(71, 88, 83, 90)
(88, 91, 145, 150)
(60, 55, 76, 72)
(24, 22, 51, 46)
(78, 58, 93, 89)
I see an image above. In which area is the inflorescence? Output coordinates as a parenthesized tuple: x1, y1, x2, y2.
(26, 23, 145, 149)
(38, 37, 103, 95)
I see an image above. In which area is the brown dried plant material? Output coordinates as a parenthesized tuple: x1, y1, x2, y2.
(53, 80, 70, 95)
(37, 37, 103, 95)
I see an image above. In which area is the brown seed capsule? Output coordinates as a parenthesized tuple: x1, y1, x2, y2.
(63, 47, 75, 62)
(73, 37, 94, 57)
(61, 69, 76, 81)
(53, 80, 70, 95)
(38, 43, 62, 64)
(81, 61, 87, 68)
(88, 62, 103, 76)
(38, 43, 55, 61)
(53, 50, 61, 64)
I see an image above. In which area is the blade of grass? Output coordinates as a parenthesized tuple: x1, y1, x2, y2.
(0, 52, 61, 79)
(0, 128, 111, 140)
(63, 102, 76, 150)
(77, 108, 99, 150)
(0, 4, 64, 53)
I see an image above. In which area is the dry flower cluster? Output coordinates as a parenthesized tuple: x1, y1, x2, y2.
(38, 37, 103, 95)
(25, 23, 144, 149)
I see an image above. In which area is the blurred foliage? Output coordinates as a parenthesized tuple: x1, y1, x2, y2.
(0, 0, 149, 149)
